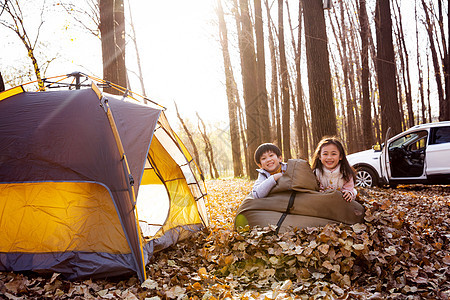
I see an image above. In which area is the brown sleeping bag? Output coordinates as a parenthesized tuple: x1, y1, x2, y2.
(234, 159, 365, 233)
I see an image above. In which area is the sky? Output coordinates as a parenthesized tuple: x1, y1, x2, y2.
(0, 0, 229, 124)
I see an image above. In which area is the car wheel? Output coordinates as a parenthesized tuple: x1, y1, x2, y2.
(355, 167, 378, 188)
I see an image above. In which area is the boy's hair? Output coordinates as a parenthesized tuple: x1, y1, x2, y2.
(310, 136, 356, 182)
(254, 143, 282, 165)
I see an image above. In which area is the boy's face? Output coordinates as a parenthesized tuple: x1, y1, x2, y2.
(258, 151, 282, 173)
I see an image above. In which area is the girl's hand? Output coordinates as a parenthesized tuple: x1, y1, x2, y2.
(342, 191, 352, 202)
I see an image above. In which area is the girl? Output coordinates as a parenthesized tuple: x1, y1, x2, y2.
(311, 137, 357, 202)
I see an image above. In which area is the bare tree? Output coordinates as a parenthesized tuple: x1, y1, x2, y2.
(421, 0, 446, 121)
(415, 0, 427, 123)
(175, 103, 204, 176)
(234, 0, 260, 179)
(264, 0, 282, 148)
(393, 0, 414, 128)
(0, 0, 47, 89)
(237, 101, 249, 175)
(59, 0, 99, 36)
(254, 0, 271, 142)
(337, 1, 357, 153)
(278, 0, 291, 159)
(99, 0, 117, 93)
(197, 113, 220, 179)
(0, 71, 5, 92)
(375, 0, 402, 138)
(113, 0, 127, 90)
(301, 0, 337, 145)
(437, 0, 449, 121)
(287, 0, 308, 158)
(99, 0, 127, 94)
(127, 0, 146, 98)
(217, 0, 244, 177)
(359, 0, 374, 149)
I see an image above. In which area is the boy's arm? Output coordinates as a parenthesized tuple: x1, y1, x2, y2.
(252, 173, 278, 199)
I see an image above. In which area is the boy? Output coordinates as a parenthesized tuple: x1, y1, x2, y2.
(252, 143, 287, 198)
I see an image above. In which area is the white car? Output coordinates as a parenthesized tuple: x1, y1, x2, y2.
(347, 121, 450, 187)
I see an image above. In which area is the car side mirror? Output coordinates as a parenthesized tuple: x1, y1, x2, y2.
(372, 144, 382, 151)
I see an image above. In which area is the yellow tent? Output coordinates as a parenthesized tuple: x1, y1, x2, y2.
(0, 73, 209, 281)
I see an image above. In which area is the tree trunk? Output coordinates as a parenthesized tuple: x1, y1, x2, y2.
(99, 0, 127, 95)
(0, 72, 4, 92)
(393, 0, 414, 128)
(426, 51, 433, 121)
(338, 1, 357, 153)
(302, 0, 337, 146)
(437, 0, 449, 121)
(344, 4, 363, 150)
(127, 0, 146, 98)
(217, 0, 244, 177)
(415, 0, 427, 123)
(99, 0, 118, 94)
(238, 101, 249, 175)
(175, 103, 204, 177)
(298, 3, 309, 159)
(265, 0, 282, 148)
(254, 0, 271, 142)
(359, 0, 374, 149)
(1, 1, 45, 89)
(447, 0, 450, 120)
(372, 93, 382, 144)
(375, 0, 402, 139)
(113, 0, 127, 90)
(395, 65, 406, 129)
(197, 113, 220, 179)
(289, 1, 308, 159)
(278, 0, 291, 160)
(235, 0, 260, 179)
(421, 0, 446, 121)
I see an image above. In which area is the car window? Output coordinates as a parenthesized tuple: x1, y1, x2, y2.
(410, 136, 427, 151)
(429, 126, 450, 145)
(388, 131, 427, 150)
(389, 135, 413, 150)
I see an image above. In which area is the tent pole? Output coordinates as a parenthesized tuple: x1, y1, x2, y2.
(93, 83, 147, 282)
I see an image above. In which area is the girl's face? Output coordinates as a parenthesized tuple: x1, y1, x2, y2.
(259, 151, 282, 173)
(319, 143, 342, 170)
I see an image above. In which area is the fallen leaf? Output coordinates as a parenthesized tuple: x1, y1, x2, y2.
(351, 223, 367, 234)
(165, 286, 186, 299)
(443, 255, 450, 265)
(198, 267, 208, 278)
(141, 279, 158, 289)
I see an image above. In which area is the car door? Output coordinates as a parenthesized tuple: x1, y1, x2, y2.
(426, 125, 450, 176)
(380, 128, 391, 182)
(385, 130, 428, 180)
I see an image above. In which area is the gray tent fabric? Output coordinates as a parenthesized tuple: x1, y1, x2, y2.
(235, 159, 365, 232)
(0, 88, 161, 281)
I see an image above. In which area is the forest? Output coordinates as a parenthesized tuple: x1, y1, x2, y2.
(0, 0, 448, 179)
(211, 0, 450, 180)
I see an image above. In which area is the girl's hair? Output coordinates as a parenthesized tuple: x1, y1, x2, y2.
(254, 143, 282, 165)
(310, 137, 356, 182)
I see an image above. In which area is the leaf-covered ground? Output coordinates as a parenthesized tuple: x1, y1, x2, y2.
(1, 179, 449, 299)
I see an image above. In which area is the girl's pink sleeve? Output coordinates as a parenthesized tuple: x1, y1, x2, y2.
(342, 178, 357, 200)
